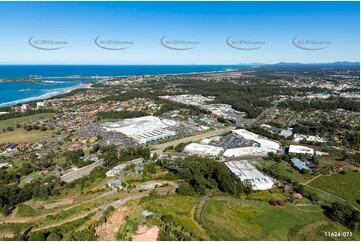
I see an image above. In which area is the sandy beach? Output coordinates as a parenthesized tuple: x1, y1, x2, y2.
(64, 83, 92, 94)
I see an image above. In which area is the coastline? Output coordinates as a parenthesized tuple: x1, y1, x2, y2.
(0, 83, 92, 108)
(63, 83, 92, 94)
(0, 65, 240, 108)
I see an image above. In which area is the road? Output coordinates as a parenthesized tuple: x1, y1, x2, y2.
(60, 160, 103, 183)
(153, 126, 236, 154)
(246, 103, 279, 127)
(0, 181, 179, 238)
(198, 197, 209, 224)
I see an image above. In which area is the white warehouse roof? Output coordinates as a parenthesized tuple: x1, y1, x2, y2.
(102, 116, 176, 144)
(289, 145, 314, 156)
(225, 160, 274, 190)
(184, 143, 224, 156)
(223, 147, 270, 157)
(103, 116, 174, 136)
(232, 129, 280, 151)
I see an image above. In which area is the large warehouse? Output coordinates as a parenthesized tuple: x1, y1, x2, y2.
(288, 145, 314, 156)
(232, 129, 280, 152)
(225, 160, 274, 190)
(184, 143, 224, 157)
(223, 147, 270, 157)
(103, 116, 176, 144)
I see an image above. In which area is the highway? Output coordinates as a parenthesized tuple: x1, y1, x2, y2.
(60, 160, 103, 183)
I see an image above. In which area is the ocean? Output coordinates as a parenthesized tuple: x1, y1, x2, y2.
(0, 65, 244, 107)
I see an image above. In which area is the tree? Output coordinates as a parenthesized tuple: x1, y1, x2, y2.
(46, 232, 63, 241)
(106, 205, 115, 212)
(28, 231, 46, 241)
(323, 202, 360, 231)
(176, 183, 195, 196)
(64, 149, 85, 165)
(147, 163, 157, 174)
(149, 189, 159, 197)
(269, 200, 277, 206)
(171, 156, 249, 196)
(278, 200, 286, 207)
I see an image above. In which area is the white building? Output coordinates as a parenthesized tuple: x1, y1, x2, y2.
(20, 104, 30, 112)
(0, 162, 11, 168)
(200, 136, 220, 145)
(288, 145, 314, 156)
(184, 143, 224, 157)
(225, 160, 274, 190)
(106, 158, 144, 177)
(36, 101, 45, 108)
(136, 181, 164, 190)
(279, 129, 293, 138)
(103, 116, 176, 144)
(232, 129, 280, 152)
(107, 179, 123, 191)
(223, 147, 270, 158)
(294, 134, 326, 143)
(160, 94, 215, 106)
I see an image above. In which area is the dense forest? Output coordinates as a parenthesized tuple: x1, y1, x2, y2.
(279, 97, 360, 112)
(161, 156, 251, 196)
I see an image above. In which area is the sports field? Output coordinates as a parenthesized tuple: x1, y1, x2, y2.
(0, 113, 54, 130)
(0, 129, 52, 143)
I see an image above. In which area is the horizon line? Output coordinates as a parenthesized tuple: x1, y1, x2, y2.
(0, 61, 359, 66)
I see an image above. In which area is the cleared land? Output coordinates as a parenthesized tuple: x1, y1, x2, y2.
(309, 168, 360, 207)
(135, 195, 210, 240)
(0, 113, 54, 130)
(201, 198, 326, 240)
(0, 129, 52, 143)
(288, 219, 359, 241)
(122, 194, 358, 241)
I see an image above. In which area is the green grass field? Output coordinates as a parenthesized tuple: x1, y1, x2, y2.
(0, 129, 52, 143)
(309, 168, 360, 207)
(247, 190, 288, 201)
(202, 198, 326, 240)
(125, 194, 358, 241)
(288, 219, 359, 241)
(0, 113, 54, 130)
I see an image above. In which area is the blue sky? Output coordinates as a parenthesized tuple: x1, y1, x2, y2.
(0, 1, 359, 64)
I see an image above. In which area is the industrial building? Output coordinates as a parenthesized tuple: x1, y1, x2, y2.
(184, 143, 224, 157)
(225, 160, 274, 190)
(290, 158, 311, 171)
(106, 158, 144, 177)
(279, 128, 293, 138)
(223, 147, 270, 157)
(232, 129, 280, 152)
(102, 116, 176, 144)
(107, 179, 123, 191)
(293, 134, 326, 143)
(288, 145, 314, 156)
